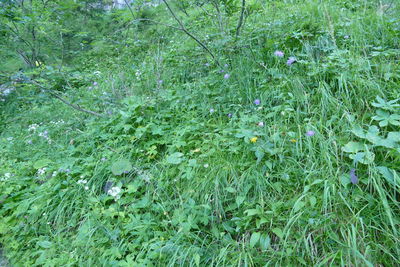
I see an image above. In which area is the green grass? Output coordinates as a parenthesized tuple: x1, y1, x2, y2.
(1, 0, 400, 266)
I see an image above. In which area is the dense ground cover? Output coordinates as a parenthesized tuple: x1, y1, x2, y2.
(1, 0, 400, 266)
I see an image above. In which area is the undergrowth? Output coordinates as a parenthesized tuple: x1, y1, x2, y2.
(1, 0, 400, 266)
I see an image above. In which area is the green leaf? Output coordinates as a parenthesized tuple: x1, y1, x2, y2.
(349, 151, 375, 164)
(236, 195, 245, 206)
(260, 234, 271, 251)
(194, 254, 200, 266)
(309, 196, 317, 207)
(293, 200, 305, 213)
(255, 149, 265, 164)
(272, 228, 284, 239)
(166, 152, 184, 164)
(225, 187, 236, 193)
(342, 142, 364, 153)
(245, 209, 260, 216)
(351, 125, 366, 138)
(376, 166, 400, 188)
(33, 159, 52, 169)
(111, 159, 132, 175)
(37, 240, 52, 249)
(249, 232, 261, 248)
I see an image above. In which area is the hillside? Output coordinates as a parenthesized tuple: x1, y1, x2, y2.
(1, 0, 400, 266)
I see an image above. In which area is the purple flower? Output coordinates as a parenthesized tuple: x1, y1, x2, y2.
(274, 50, 284, 57)
(224, 73, 230, 79)
(227, 113, 232, 118)
(158, 80, 163, 85)
(306, 130, 315, 137)
(210, 108, 215, 113)
(344, 35, 350, 39)
(205, 63, 210, 67)
(224, 64, 229, 67)
(124, 170, 129, 174)
(350, 168, 358, 184)
(93, 82, 98, 86)
(286, 57, 297, 66)
(219, 69, 225, 73)
(254, 99, 261, 105)
(101, 157, 107, 161)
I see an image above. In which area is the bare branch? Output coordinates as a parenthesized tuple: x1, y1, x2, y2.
(162, 0, 220, 66)
(31, 81, 106, 117)
(235, 0, 246, 38)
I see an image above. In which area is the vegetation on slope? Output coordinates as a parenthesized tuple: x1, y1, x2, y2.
(1, 0, 400, 266)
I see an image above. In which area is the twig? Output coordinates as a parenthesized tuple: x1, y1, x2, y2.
(31, 81, 106, 117)
(123, 0, 135, 18)
(162, 0, 221, 66)
(235, 0, 246, 38)
(132, 18, 181, 30)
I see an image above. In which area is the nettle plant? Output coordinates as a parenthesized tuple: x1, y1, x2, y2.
(342, 96, 400, 184)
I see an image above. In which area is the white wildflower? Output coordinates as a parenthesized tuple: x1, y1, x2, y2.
(77, 179, 87, 185)
(28, 124, 39, 132)
(38, 168, 47, 176)
(107, 186, 122, 199)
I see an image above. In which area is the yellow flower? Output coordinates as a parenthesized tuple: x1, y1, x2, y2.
(290, 139, 297, 143)
(250, 137, 258, 143)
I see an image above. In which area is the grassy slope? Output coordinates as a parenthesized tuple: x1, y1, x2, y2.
(1, 0, 400, 266)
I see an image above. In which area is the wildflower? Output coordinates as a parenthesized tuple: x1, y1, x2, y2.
(258, 122, 264, 127)
(1, 173, 12, 181)
(344, 35, 350, 39)
(306, 130, 315, 137)
(203, 164, 209, 168)
(93, 82, 98, 86)
(157, 80, 163, 85)
(274, 50, 284, 57)
(250, 137, 258, 143)
(209, 108, 215, 113)
(84, 186, 89, 190)
(287, 57, 297, 66)
(101, 157, 107, 161)
(77, 179, 87, 185)
(38, 168, 47, 176)
(290, 139, 297, 143)
(28, 124, 39, 132)
(52, 171, 57, 177)
(224, 63, 229, 67)
(219, 69, 225, 73)
(227, 113, 232, 118)
(224, 73, 230, 79)
(205, 63, 210, 67)
(107, 186, 122, 199)
(254, 99, 261, 105)
(350, 168, 358, 184)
